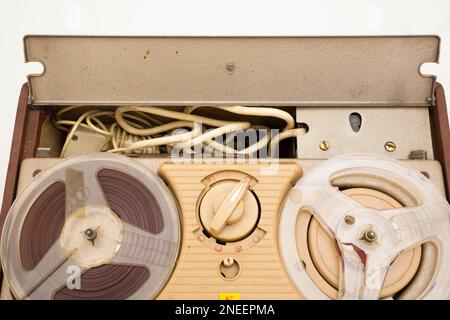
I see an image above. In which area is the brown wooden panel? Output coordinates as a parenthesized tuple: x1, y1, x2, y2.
(0, 84, 43, 238)
(0, 83, 43, 289)
(430, 83, 450, 201)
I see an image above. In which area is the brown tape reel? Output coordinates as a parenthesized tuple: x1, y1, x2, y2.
(1, 154, 180, 300)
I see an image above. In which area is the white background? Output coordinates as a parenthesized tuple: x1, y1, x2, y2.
(1, 0, 450, 204)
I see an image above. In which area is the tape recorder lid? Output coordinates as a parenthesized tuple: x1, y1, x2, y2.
(24, 35, 439, 107)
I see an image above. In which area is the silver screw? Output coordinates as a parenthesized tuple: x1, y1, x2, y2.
(363, 230, 377, 243)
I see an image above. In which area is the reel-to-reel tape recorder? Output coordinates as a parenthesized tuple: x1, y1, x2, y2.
(0, 36, 449, 300)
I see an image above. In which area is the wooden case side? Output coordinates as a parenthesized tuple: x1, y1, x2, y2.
(430, 83, 450, 201)
(0, 84, 43, 240)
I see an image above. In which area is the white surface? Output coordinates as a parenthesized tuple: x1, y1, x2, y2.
(1, 0, 450, 205)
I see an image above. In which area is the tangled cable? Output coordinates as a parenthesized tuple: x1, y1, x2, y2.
(55, 106, 160, 157)
(55, 105, 307, 158)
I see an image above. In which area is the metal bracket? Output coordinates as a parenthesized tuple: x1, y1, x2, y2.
(296, 107, 434, 160)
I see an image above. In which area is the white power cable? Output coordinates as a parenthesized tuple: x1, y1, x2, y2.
(56, 105, 306, 157)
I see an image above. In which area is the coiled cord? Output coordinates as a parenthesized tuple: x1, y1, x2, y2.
(56, 107, 160, 157)
(56, 105, 306, 157)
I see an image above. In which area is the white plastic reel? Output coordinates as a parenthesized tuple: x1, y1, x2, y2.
(279, 154, 450, 300)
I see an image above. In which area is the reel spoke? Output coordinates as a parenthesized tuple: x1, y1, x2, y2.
(339, 244, 389, 300)
(384, 204, 450, 252)
(362, 262, 389, 300)
(64, 167, 110, 217)
(18, 242, 81, 299)
(309, 185, 362, 233)
(27, 260, 84, 299)
(111, 222, 178, 269)
(339, 244, 365, 299)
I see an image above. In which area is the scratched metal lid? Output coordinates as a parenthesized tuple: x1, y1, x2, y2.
(24, 35, 439, 107)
